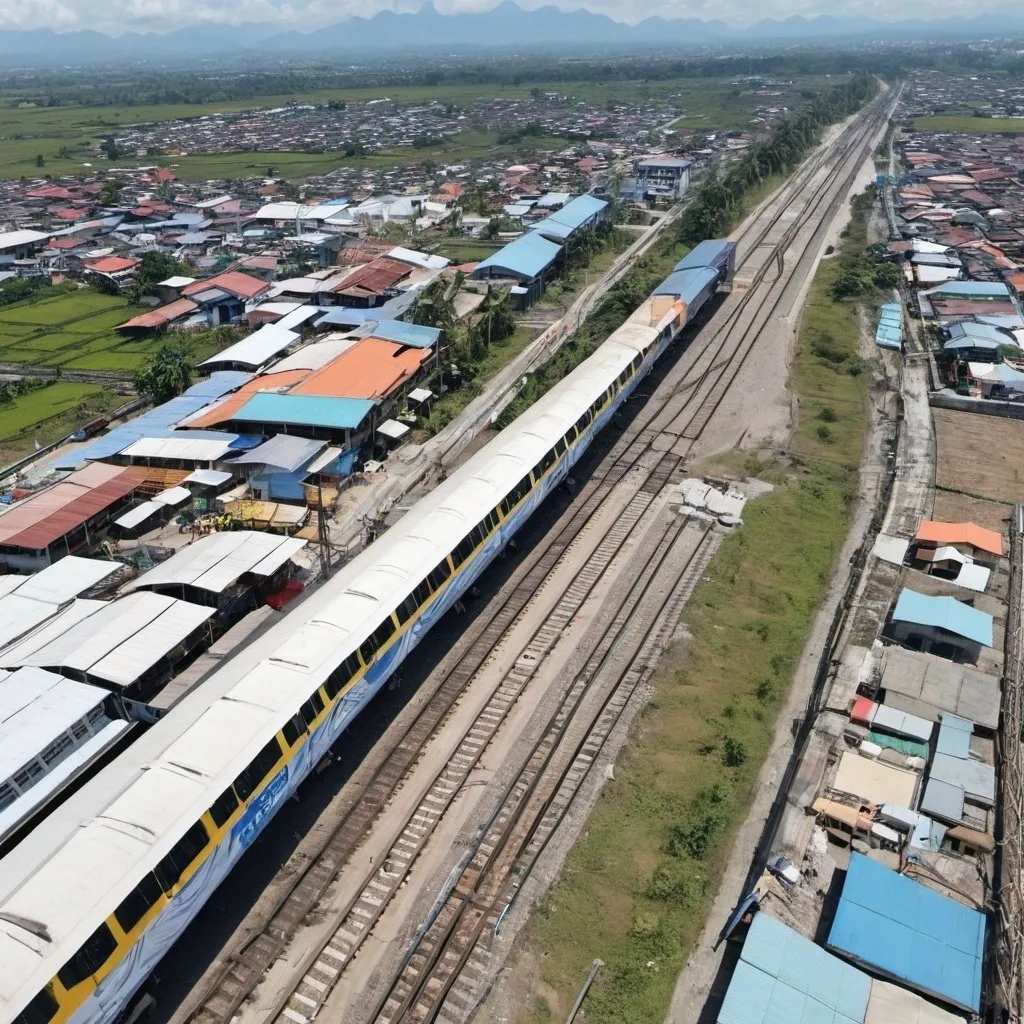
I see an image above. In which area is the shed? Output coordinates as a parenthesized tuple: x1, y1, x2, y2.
(360, 319, 441, 349)
(198, 325, 298, 373)
(890, 589, 993, 648)
(229, 435, 326, 474)
(230, 393, 375, 435)
(827, 852, 985, 1012)
(831, 750, 918, 807)
(717, 912, 870, 1024)
(471, 233, 563, 301)
(916, 520, 1004, 559)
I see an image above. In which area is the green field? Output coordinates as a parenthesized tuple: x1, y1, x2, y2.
(912, 115, 1024, 134)
(0, 288, 157, 370)
(432, 241, 500, 265)
(0, 381, 122, 465)
(0, 75, 831, 180)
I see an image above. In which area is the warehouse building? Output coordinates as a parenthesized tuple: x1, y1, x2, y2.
(530, 194, 609, 244)
(471, 232, 563, 307)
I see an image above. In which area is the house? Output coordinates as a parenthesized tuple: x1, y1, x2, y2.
(0, 230, 49, 260)
(626, 158, 692, 202)
(887, 588, 993, 665)
(915, 520, 1004, 565)
(471, 233, 563, 307)
(180, 270, 271, 325)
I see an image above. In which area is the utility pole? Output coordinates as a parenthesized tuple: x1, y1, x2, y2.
(316, 478, 332, 578)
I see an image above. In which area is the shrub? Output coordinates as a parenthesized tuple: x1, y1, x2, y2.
(723, 737, 747, 767)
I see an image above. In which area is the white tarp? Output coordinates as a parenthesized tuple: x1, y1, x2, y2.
(114, 502, 163, 531)
(0, 557, 118, 606)
(377, 419, 411, 441)
(873, 534, 909, 566)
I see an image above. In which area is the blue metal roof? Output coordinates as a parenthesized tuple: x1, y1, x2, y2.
(472, 233, 562, 281)
(947, 321, 1013, 346)
(362, 319, 440, 349)
(54, 372, 249, 469)
(935, 714, 974, 758)
(827, 852, 985, 1012)
(531, 194, 609, 241)
(718, 912, 870, 1024)
(314, 291, 417, 329)
(653, 267, 719, 304)
(926, 280, 1011, 298)
(675, 240, 734, 273)
(232, 393, 374, 431)
(892, 588, 993, 647)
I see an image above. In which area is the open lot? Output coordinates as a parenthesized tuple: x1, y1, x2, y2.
(912, 115, 1024, 134)
(0, 288, 156, 370)
(933, 406, 1024, 505)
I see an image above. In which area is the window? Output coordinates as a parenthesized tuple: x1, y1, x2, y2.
(413, 580, 430, 607)
(13, 988, 59, 1024)
(154, 821, 209, 893)
(554, 437, 566, 458)
(397, 594, 418, 625)
(57, 924, 117, 989)
(452, 535, 475, 567)
(209, 787, 238, 828)
(427, 560, 451, 591)
(282, 715, 305, 747)
(233, 739, 283, 801)
(114, 872, 162, 933)
(301, 692, 324, 726)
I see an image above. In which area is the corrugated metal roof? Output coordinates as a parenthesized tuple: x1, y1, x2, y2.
(0, 557, 118, 606)
(871, 705, 933, 743)
(269, 336, 359, 373)
(120, 436, 234, 462)
(55, 373, 249, 470)
(232, 393, 375, 431)
(717, 912, 870, 1024)
(653, 267, 719, 304)
(929, 751, 995, 805)
(827, 852, 985, 1012)
(832, 750, 918, 806)
(292, 338, 429, 402)
(935, 714, 973, 758)
(675, 239, 735, 272)
(473, 232, 562, 280)
(198, 325, 298, 370)
(182, 369, 310, 428)
(361, 319, 441, 349)
(7, 592, 214, 690)
(118, 298, 199, 331)
(113, 502, 163, 531)
(128, 531, 305, 595)
(865, 979, 966, 1024)
(925, 280, 1010, 298)
(229, 435, 325, 473)
(891, 589, 993, 647)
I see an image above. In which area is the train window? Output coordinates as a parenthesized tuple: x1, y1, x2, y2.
(234, 739, 283, 801)
(453, 535, 475, 567)
(359, 637, 377, 663)
(13, 988, 59, 1024)
(373, 618, 395, 648)
(396, 594, 417, 624)
(499, 495, 513, 517)
(155, 821, 209, 893)
(413, 580, 431, 606)
(209, 786, 238, 828)
(632, 354, 643, 371)
(114, 872, 163, 933)
(487, 510, 500, 533)
(428, 560, 451, 591)
(301, 693, 324, 725)
(282, 714, 305, 747)
(57, 924, 117, 990)
(324, 673, 343, 700)
(554, 437, 566, 458)
(516, 474, 532, 502)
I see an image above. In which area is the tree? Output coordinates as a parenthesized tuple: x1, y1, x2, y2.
(35, 154, 44, 168)
(411, 276, 458, 334)
(99, 136, 119, 161)
(99, 178, 124, 206)
(474, 287, 516, 347)
(133, 341, 194, 404)
(136, 251, 187, 296)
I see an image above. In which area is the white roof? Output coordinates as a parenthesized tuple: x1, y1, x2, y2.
(388, 246, 450, 271)
(0, 667, 109, 783)
(5, 592, 215, 689)
(157, 275, 196, 288)
(270, 335, 359, 372)
(120, 436, 234, 462)
(911, 239, 952, 254)
(0, 600, 106, 666)
(954, 563, 991, 593)
(183, 469, 233, 488)
(916, 265, 962, 284)
(306, 446, 342, 474)
(127, 531, 306, 596)
(275, 305, 322, 332)
(199, 325, 298, 370)
(192, 195, 233, 210)
(873, 534, 910, 566)
(0, 557, 118, 606)
(0, 720, 130, 845)
(154, 486, 192, 507)
(408, 387, 434, 404)
(269, 277, 322, 296)
(0, 595, 63, 650)
(113, 502, 162, 530)
(0, 230, 48, 251)
(253, 201, 304, 220)
(377, 419, 411, 440)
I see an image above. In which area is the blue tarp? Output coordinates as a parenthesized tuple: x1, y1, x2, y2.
(827, 852, 985, 1012)
(54, 371, 250, 470)
(892, 588, 993, 647)
(718, 913, 870, 1024)
(472, 232, 562, 281)
(232, 393, 374, 431)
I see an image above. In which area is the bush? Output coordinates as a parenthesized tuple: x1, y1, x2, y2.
(723, 737, 747, 767)
(816, 423, 834, 443)
(818, 406, 838, 422)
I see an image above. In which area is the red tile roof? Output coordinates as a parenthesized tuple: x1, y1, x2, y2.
(331, 258, 410, 297)
(53, 208, 89, 221)
(48, 238, 85, 250)
(182, 270, 269, 301)
(85, 256, 139, 274)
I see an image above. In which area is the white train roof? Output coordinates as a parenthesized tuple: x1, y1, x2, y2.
(0, 308, 660, 1017)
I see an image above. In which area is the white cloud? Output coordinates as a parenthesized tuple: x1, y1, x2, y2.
(0, 0, 1015, 34)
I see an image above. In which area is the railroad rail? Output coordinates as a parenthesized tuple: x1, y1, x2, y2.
(178, 88, 892, 1024)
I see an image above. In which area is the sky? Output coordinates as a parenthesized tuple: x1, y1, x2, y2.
(0, 0, 1010, 35)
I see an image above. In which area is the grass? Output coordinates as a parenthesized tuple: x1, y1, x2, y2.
(0, 76, 830, 181)
(433, 241, 500, 265)
(517, 198, 872, 1024)
(912, 115, 1024, 134)
(0, 381, 122, 465)
(0, 287, 154, 371)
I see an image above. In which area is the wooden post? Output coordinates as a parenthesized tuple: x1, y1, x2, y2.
(565, 959, 603, 1024)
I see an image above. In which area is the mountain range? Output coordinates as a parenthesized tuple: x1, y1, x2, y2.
(3, 3, 1024, 66)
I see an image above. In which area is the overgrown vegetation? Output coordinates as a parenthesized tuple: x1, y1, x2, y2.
(521, 190, 876, 1024)
(132, 339, 194, 403)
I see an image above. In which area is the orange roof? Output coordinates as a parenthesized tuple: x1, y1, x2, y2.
(186, 370, 310, 427)
(916, 520, 1004, 557)
(1006, 273, 1024, 296)
(182, 270, 269, 301)
(292, 339, 429, 401)
(85, 256, 139, 274)
(118, 297, 198, 331)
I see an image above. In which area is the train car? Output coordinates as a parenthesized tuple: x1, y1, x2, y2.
(653, 267, 721, 326)
(0, 242, 727, 1024)
(673, 239, 736, 288)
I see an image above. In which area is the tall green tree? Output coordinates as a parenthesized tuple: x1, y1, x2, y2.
(132, 340, 194, 404)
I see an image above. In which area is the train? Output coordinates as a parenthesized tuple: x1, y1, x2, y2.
(0, 239, 735, 1024)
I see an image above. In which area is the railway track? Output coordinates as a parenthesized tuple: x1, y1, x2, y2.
(178, 88, 892, 1024)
